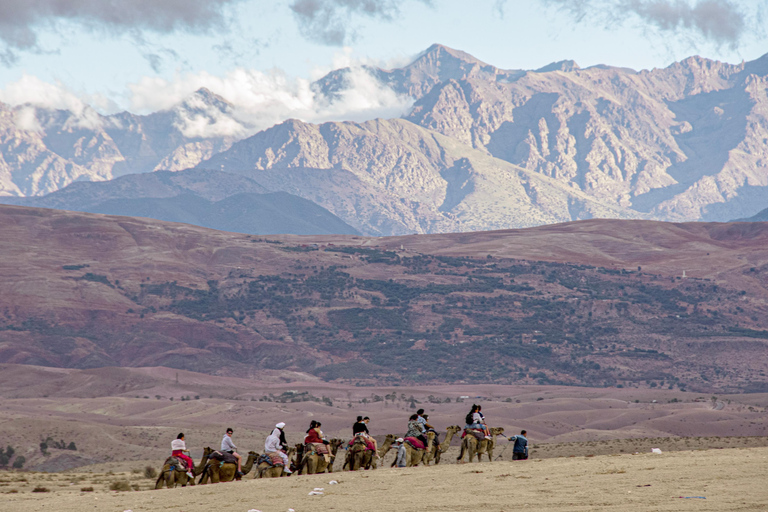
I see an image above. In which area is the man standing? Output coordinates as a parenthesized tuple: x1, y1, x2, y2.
(265, 422, 292, 474)
(221, 427, 243, 475)
(509, 430, 528, 460)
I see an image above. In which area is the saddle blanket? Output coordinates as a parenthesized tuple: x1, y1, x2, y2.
(307, 443, 329, 455)
(164, 456, 187, 470)
(348, 437, 375, 451)
(462, 429, 485, 441)
(209, 451, 238, 464)
(258, 452, 285, 467)
(404, 437, 425, 450)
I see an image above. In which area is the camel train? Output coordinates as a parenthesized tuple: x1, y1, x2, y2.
(155, 405, 521, 488)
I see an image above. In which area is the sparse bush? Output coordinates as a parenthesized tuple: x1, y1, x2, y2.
(6, 489, 18, 494)
(32, 486, 50, 493)
(144, 466, 157, 479)
(80, 487, 94, 492)
(109, 480, 132, 492)
(131, 484, 141, 491)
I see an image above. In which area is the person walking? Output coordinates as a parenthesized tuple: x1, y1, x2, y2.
(509, 430, 528, 460)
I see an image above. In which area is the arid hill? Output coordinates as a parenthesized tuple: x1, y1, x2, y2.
(1, 205, 767, 393)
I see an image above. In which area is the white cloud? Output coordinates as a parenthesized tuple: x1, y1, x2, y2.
(0, 74, 103, 130)
(0, 51, 414, 139)
(127, 63, 413, 139)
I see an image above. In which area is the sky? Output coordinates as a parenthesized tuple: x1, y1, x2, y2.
(0, 0, 766, 127)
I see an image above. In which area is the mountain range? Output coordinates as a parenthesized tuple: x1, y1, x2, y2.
(0, 170, 359, 236)
(2, 44, 768, 235)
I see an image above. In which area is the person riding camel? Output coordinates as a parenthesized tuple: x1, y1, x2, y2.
(406, 413, 429, 447)
(417, 409, 440, 448)
(352, 415, 379, 457)
(221, 427, 243, 476)
(304, 420, 331, 462)
(171, 433, 195, 479)
(465, 404, 491, 439)
(265, 422, 292, 474)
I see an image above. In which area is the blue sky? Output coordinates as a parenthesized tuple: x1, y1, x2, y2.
(0, 0, 766, 117)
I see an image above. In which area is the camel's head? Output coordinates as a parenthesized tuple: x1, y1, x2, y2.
(446, 425, 461, 433)
(247, 451, 258, 458)
(203, 447, 214, 457)
(330, 438, 344, 452)
(384, 434, 396, 444)
(490, 427, 505, 436)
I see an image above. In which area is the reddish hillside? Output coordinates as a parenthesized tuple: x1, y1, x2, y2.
(1, 205, 767, 392)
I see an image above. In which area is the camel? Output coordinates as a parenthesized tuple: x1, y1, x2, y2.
(457, 427, 505, 463)
(298, 438, 344, 475)
(402, 431, 435, 467)
(343, 435, 377, 471)
(198, 450, 257, 484)
(154, 447, 212, 489)
(424, 425, 461, 465)
(257, 446, 296, 478)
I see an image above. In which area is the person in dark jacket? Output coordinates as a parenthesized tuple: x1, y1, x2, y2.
(509, 430, 528, 460)
(352, 416, 378, 456)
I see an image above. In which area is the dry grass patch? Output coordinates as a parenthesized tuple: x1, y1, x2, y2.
(108, 480, 132, 492)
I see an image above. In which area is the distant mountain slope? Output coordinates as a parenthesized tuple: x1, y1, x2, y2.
(0, 89, 237, 196)
(0, 169, 359, 235)
(198, 117, 644, 235)
(733, 207, 768, 222)
(86, 192, 359, 235)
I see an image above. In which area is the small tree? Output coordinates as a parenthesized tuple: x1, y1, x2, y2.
(12, 456, 25, 469)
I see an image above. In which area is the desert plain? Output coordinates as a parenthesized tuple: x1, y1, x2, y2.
(1, 364, 768, 511)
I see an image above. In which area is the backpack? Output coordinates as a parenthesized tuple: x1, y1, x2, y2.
(465, 411, 474, 425)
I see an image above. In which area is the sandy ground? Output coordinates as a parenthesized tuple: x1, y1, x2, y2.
(2, 447, 766, 512)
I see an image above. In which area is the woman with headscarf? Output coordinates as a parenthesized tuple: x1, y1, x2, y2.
(265, 422, 292, 474)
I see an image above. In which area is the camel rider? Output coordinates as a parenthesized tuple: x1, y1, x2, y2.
(417, 409, 440, 448)
(352, 416, 379, 457)
(465, 405, 491, 440)
(304, 420, 328, 445)
(265, 422, 292, 474)
(171, 433, 195, 479)
(476, 405, 491, 439)
(406, 413, 428, 447)
(221, 427, 243, 476)
(305, 420, 330, 462)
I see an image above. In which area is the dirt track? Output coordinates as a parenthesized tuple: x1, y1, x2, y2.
(3, 447, 767, 512)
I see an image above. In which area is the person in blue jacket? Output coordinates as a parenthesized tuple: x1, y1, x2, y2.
(508, 430, 528, 460)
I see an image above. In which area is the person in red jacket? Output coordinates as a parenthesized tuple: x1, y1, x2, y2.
(304, 420, 328, 445)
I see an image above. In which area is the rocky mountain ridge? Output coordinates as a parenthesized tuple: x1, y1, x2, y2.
(2, 45, 768, 235)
